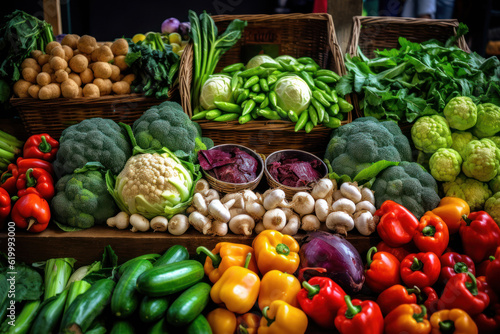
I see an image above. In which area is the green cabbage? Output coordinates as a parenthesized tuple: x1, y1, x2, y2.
(274, 75, 311, 114)
(199, 74, 232, 110)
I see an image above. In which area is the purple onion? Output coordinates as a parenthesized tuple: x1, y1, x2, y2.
(299, 231, 365, 294)
(178, 22, 191, 40)
(161, 17, 180, 34)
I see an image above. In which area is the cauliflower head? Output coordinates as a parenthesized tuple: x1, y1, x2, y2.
(451, 132, 477, 159)
(443, 96, 477, 130)
(486, 136, 500, 148)
(429, 148, 462, 182)
(490, 175, 500, 194)
(462, 138, 500, 182)
(485, 192, 500, 226)
(472, 103, 500, 138)
(411, 115, 452, 154)
(443, 174, 492, 211)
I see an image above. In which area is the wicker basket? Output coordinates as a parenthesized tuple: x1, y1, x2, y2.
(347, 16, 470, 122)
(201, 144, 265, 194)
(179, 13, 351, 156)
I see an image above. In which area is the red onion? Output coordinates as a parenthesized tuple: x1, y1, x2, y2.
(161, 17, 180, 34)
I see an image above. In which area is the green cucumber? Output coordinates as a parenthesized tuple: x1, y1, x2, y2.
(148, 318, 169, 334)
(139, 296, 169, 323)
(112, 259, 153, 318)
(64, 281, 91, 313)
(0, 300, 40, 334)
(118, 254, 160, 277)
(136, 260, 204, 297)
(110, 320, 135, 334)
(60, 278, 116, 333)
(185, 314, 212, 334)
(166, 282, 211, 327)
(154, 245, 189, 267)
(29, 290, 68, 334)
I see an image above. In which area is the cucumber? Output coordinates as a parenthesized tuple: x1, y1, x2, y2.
(29, 290, 68, 334)
(60, 278, 115, 333)
(154, 245, 189, 267)
(185, 314, 212, 334)
(0, 300, 40, 334)
(148, 318, 169, 334)
(110, 320, 135, 334)
(118, 254, 160, 277)
(136, 260, 204, 297)
(64, 281, 91, 313)
(139, 296, 169, 323)
(166, 282, 211, 327)
(112, 259, 153, 318)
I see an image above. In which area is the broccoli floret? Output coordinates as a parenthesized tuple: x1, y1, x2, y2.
(443, 96, 477, 130)
(451, 131, 477, 159)
(53, 118, 132, 178)
(324, 117, 412, 179)
(485, 192, 500, 225)
(411, 115, 452, 154)
(371, 161, 440, 219)
(462, 138, 500, 182)
(51, 168, 117, 229)
(472, 103, 500, 138)
(443, 174, 492, 211)
(429, 148, 462, 182)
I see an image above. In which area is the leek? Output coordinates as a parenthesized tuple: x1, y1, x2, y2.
(43, 258, 76, 301)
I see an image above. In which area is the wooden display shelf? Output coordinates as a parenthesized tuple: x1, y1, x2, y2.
(0, 225, 380, 265)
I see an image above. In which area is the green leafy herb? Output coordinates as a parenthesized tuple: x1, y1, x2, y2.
(0, 262, 43, 302)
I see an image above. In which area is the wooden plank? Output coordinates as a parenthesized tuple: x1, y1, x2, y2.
(327, 0, 364, 54)
(43, 0, 62, 36)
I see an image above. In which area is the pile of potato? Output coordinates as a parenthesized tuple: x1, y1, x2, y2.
(13, 34, 135, 100)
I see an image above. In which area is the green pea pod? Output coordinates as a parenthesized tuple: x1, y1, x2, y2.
(336, 113, 345, 121)
(239, 66, 266, 77)
(191, 111, 208, 120)
(214, 101, 242, 113)
(328, 104, 340, 116)
(288, 111, 299, 123)
(277, 59, 294, 72)
(299, 71, 315, 90)
(251, 109, 259, 119)
(269, 91, 278, 109)
(275, 106, 288, 119)
(243, 75, 260, 89)
(292, 64, 305, 72)
(338, 97, 353, 113)
(267, 75, 278, 86)
(312, 90, 331, 108)
(239, 114, 252, 124)
(315, 69, 341, 81)
(260, 97, 269, 109)
(232, 88, 244, 102)
(214, 113, 240, 122)
(305, 121, 314, 133)
(249, 92, 257, 99)
(253, 93, 266, 104)
(311, 98, 325, 123)
(323, 116, 342, 129)
(315, 76, 337, 84)
(251, 83, 261, 93)
(323, 111, 330, 124)
(297, 57, 318, 65)
(231, 71, 242, 92)
(258, 108, 282, 120)
(205, 110, 222, 120)
(242, 99, 256, 116)
(331, 90, 339, 104)
(260, 62, 282, 70)
(222, 63, 245, 73)
(308, 105, 318, 127)
(314, 79, 331, 93)
(295, 110, 309, 132)
(304, 64, 319, 73)
(260, 78, 269, 92)
(319, 89, 334, 103)
(237, 89, 250, 104)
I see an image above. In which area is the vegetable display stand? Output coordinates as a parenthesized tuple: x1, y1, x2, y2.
(179, 13, 352, 156)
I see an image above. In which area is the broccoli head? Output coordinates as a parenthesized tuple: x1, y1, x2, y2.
(429, 148, 462, 182)
(485, 192, 500, 226)
(443, 96, 477, 130)
(371, 161, 440, 219)
(411, 115, 452, 154)
(472, 103, 500, 138)
(51, 167, 117, 229)
(450, 131, 477, 159)
(53, 118, 132, 178)
(324, 117, 412, 179)
(462, 138, 500, 182)
(443, 174, 492, 211)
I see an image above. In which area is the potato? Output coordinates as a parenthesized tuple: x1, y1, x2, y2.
(118, 74, 124, 81)
(61, 79, 79, 98)
(83, 83, 100, 97)
(51, 46, 66, 59)
(31, 50, 43, 61)
(28, 84, 40, 99)
(112, 81, 130, 95)
(111, 38, 128, 56)
(68, 73, 82, 86)
(91, 49, 99, 62)
(77, 35, 97, 54)
(77, 86, 83, 97)
(69, 54, 88, 73)
(61, 34, 79, 49)
(21, 58, 41, 72)
(38, 83, 61, 100)
(55, 69, 69, 83)
(93, 78, 112, 95)
(104, 41, 113, 48)
(49, 56, 67, 71)
(113, 55, 128, 71)
(97, 45, 114, 63)
(45, 41, 61, 55)
(37, 54, 51, 66)
(80, 68, 94, 84)
(93, 62, 112, 79)
(22, 68, 39, 83)
(36, 72, 52, 86)
(13, 80, 31, 98)
(65, 67, 72, 73)
(109, 65, 120, 81)
(122, 73, 136, 85)
(62, 45, 74, 61)
(50, 73, 57, 83)
(42, 63, 53, 74)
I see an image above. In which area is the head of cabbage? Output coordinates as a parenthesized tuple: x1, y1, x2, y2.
(246, 54, 279, 69)
(199, 74, 232, 110)
(274, 75, 311, 114)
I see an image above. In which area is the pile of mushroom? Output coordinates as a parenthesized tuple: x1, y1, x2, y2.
(106, 211, 189, 235)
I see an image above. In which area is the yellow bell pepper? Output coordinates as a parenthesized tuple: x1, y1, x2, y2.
(252, 230, 300, 275)
(258, 270, 301, 310)
(237, 313, 261, 334)
(430, 309, 478, 334)
(197, 242, 259, 283)
(210, 253, 260, 314)
(258, 300, 308, 334)
(431, 197, 470, 234)
(206, 308, 237, 334)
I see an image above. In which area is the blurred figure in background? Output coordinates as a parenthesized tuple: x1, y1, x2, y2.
(436, 0, 455, 19)
(400, 0, 436, 18)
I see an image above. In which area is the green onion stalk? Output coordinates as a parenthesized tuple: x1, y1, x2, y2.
(44, 258, 77, 301)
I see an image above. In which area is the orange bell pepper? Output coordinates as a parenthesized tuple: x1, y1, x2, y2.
(430, 309, 478, 334)
(206, 308, 237, 334)
(384, 304, 431, 334)
(258, 270, 301, 310)
(252, 230, 300, 275)
(236, 313, 261, 334)
(210, 253, 260, 314)
(197, 242, 259, 283)
(432, 197, 470, 234)
(258, 300, 308, 334)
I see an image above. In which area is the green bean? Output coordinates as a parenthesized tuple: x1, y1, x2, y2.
(299, 71, 315, 89)
(314, 79, 331, 93)
(258, 108, 282, 120)
(297, 57, 317, 65)
(275, 106, 288, 119)
(267, 75, 278, 86)
(214, 113, 240, 122)
(243, 75, 260, 89)
(222, 63, 245, 73)
(269, 91, 278, 109)
(319, 89, 334, 103)
(295, 110, 309, 132)
(315, 76, 337, 84)
(331, 90, 339, 104)
(304, 64, 319, 73)
(239, 66, 266, 77)
(315, 69, 341, 81)
(328, 104, 340, 116)
(214, 101, 242, 113)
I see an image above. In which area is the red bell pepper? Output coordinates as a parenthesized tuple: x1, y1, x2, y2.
(23, 134, 59, 162)
(478, 275, 498, 305)
(473, 302, 500, 334)
(296, 276, 346, 328)
(440, 252, 476, 285)
(413, 211, 449, 256)
(16, 157, 54, 176)
(459, 211, 500, 263)
(16, 168, 55, 201)
(334, 295, 384, 334)
(486, 248, 500, 295)
(376, 241, 412, 263)
(420, 286, 439, 315)
(0, 163, 19, 196)
(400, 252, 441, 289)
(11, 193, 50, 233)
(437, 272, 490, 316)
(477, 258, 494, 277)
(364, 246, 401, 294)
(0, 187, 11, 229)
(375, 200, 419, 247)
(375, 284, 419, 316)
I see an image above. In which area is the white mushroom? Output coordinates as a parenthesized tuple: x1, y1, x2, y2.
(315, 199, 330, 223)
(194, 179, 210, 196)
(229, 214, 255, 236)
(281, 214, 300, 235)
(263, 189, 286, 210)
(354, 210, 379, 236)
(168, 214, 189, 235)
(193, 192, 209, 216)
(208, 199, 232, 223)
(150, 216, 168, 232)
(129, 214, 150, 232)
(332, 198, 356, 215)
(325, 211, 354, 236)
(355, 201, 377, 215)
(211, 220, 228, 236)
(360, 187, 376, 205)
(311, 178, 335, 200)
(289, 192, 315, 216)
(107, 211, 130, 229)
(340, 182, 362, 203)
(189, 211, 212, 235)
(204, 189, 220, 204)
(262, 208, 287, 231)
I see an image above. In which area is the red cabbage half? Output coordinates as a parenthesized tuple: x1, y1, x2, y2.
(198, 147, 258, 183)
